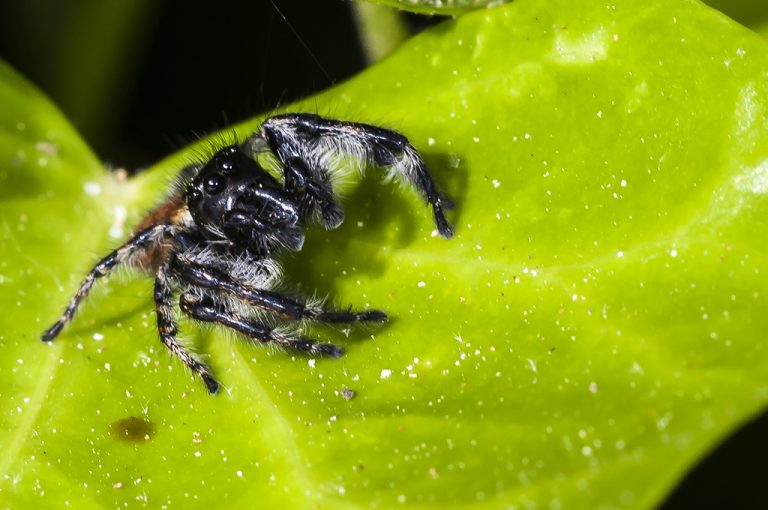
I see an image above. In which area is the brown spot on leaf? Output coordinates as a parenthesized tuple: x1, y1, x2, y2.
(110, 416, 155, 443)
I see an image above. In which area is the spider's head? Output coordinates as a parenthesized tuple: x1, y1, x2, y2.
(185, 146, 303, 252)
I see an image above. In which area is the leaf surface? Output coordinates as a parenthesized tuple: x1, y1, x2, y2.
(2, 0, 768, 508)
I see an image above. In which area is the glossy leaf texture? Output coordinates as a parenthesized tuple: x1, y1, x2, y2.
(3, 0, 768, 508)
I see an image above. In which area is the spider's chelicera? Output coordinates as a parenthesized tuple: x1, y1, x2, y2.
(42, 113, 454, 394)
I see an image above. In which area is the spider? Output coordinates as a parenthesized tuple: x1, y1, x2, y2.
(42, 113, 454, 394)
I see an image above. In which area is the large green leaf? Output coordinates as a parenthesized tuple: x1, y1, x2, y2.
(367, 0, 768, 22)
(3, 0, 768, 508)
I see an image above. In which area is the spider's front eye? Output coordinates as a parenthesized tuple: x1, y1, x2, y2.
(204, 174, 225, 195)
(219, 159, 234, 173)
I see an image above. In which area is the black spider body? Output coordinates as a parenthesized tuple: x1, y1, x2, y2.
(42, 113, 453, 394)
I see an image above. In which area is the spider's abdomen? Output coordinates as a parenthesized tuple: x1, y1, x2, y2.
(129, 195, 187, 272)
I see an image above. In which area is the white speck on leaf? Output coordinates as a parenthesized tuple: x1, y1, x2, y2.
(109, 205, 128, 239)
(83, 182, 102, 196)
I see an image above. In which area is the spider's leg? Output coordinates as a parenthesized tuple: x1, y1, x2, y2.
(171, 255, 387, 323)
(179, 292, 343, 357)
(42, 224, 173, 342)
(311, 307, 389, 324)
(283, 156, 345, 229)
(255, 113, 454, 237)
(154, 261, 220, 394)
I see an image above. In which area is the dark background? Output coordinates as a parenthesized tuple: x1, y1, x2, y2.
(0, 0, 372, 168)
(0, 0, 765, 507)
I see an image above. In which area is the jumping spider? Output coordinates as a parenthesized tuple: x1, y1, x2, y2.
(42, 113, 454, 394)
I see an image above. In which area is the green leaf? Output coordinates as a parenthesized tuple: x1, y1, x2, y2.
(360, 0, 502, 15)
(370, 0, 768, 31)
(3, 0, 768, 508)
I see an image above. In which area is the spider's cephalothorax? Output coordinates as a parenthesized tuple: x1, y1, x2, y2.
(41, 113, 454, 394)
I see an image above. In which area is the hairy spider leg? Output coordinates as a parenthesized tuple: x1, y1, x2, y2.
(283, 156, 344, 228)
(313, 307, 389, 324)
(170, 255, 387, 323)
(155, 261, 220, 394)
(41, 224, 173, 343)
(179, 293, 344, 358)
(256, 113, 454, 237)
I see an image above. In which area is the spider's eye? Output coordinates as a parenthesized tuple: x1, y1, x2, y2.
(188, 188, 202, 202)
(204, 174, 225, 194)
(218, 158, 235, 173)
